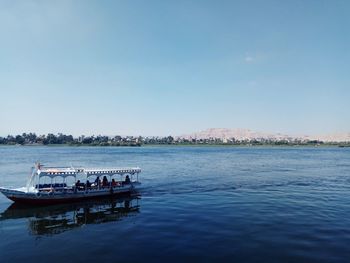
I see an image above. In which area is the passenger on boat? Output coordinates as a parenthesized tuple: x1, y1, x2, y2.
(75, 180, 85, 190)
(102, 176, 109, 187)
(86, 180, 91, 188)
(95, 176, 101, 187)
(111, 179, 117, 187)
(125, 175, 131, 184)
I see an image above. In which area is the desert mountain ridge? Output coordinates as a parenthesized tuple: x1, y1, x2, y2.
(177, 128, 350, 142)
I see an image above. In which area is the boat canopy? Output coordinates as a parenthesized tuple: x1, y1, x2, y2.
(37, 167, 141, 178)
(84, 168, 141, 177)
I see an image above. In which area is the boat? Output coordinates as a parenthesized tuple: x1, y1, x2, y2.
(0, 163, 141, 205)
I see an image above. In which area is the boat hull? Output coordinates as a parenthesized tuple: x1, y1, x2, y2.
(0, 184, 140, 205)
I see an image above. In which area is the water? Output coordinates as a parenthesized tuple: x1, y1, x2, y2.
(0, 146, 350, 262)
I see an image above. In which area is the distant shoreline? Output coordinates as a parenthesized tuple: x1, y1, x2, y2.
(1, 133, 349, 148)
(0, 143, 349, 148)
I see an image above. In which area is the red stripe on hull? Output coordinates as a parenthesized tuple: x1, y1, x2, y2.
(8, 191, 134, 205)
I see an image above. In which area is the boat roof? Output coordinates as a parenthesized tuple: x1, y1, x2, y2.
(38, 166, 141, 178)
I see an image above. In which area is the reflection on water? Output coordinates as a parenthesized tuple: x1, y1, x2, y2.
(0, 196, 140, 236)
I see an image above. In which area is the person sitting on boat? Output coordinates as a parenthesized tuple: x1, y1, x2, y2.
(74, 180, 80, 193)
(86, 180, 91, 189)
(102, 176, 109, 187)
(111, 179, 118, 187)
(125, 175, 131, 184)
(75, 180, 85, 190)
(95, 176, 101, 187)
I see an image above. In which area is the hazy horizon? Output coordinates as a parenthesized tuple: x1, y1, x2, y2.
(1, 127, 349, 139)
(1, 1, 349, 136)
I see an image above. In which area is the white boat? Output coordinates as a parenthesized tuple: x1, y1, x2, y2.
(0, 163, 141, 205)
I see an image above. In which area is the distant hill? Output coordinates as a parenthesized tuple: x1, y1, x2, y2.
(178, 128, 350, 142)
(305, 133, 350, 143)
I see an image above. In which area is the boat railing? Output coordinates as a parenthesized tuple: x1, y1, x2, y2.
(35, 179, 138, 194)
(35, 183, 67, 189)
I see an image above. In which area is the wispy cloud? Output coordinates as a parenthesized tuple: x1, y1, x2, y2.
(244, 52, 267, 63)
(244, 55, 254, 63)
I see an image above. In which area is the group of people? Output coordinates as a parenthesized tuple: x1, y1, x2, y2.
(94, 176, 118, 187)
(75, 175, 131, 190)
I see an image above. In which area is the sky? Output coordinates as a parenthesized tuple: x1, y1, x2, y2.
(0, 0, 349, 136)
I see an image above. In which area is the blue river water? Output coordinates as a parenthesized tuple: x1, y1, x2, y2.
(0, 145, 350, 263)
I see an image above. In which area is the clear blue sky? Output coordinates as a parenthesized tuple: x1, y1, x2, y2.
(0, 0, 349, 136)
